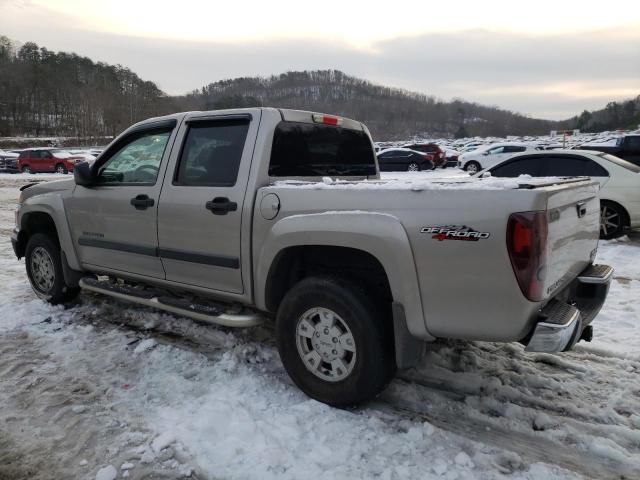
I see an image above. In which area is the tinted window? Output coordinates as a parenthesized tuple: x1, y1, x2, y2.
(625, 136, 640, 150)
(504, 146, 527, 153)
(175, 120, 249, 186)
(487, 146, 505, 155)
(97, 129, 172, 185)
(583, 159, 609, 176)
(543, 156, 588, 176)
(269, 122, 376, 176)
(490, 157, 543, 177)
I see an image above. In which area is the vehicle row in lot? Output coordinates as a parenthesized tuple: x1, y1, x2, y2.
(478, 150, 640, 239)
(458, 143, 539, 173)
(376, 148, 435, 171)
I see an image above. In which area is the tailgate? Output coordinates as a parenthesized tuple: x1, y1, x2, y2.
(543, 180, 600, 299)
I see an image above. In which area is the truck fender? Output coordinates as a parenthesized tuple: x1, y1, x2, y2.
(255, 211, 433, 343)
(19, 193, 82, 271)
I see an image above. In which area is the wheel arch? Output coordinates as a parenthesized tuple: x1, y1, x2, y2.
(17, 198, 81, 270)
(255, 212, 432, 344)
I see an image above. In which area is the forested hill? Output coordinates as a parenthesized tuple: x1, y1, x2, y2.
(0, 36, 173, 138)
(1, 36, 637, 140)
(178, 70, 564, 139)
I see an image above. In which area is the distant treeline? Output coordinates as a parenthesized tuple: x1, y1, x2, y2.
(0, 36, 173, 138)
(1, 37, 638, 140)
(569, 97, 640, 133)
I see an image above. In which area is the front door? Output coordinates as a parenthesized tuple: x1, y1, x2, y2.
(67, 121, 178, 278)
(157, 111, 260, 294)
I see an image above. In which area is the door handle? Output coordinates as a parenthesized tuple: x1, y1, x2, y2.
(205, 197, 237, 215)
(130, 194, 155, 210)
(576, 201, 587, 218)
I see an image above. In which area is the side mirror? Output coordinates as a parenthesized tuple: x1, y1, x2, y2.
(74, 161, 94, 187)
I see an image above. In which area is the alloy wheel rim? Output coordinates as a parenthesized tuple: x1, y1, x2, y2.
(408, 163, 419, 171)
(30, 246, 55, 293)
(295, 307, 357, 382)
(600, 206, 620, 236)
(467, 164, 478, 173)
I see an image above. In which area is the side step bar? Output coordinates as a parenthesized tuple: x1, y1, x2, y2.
(79, 277, 264, 328)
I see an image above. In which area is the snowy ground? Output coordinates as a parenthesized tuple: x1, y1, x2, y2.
(0, 172, 639, 480)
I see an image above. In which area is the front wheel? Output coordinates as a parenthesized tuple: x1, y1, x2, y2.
(464, 161, 480, 174)
(21, 165, 32, 174)
(55, 163, 68, 174)
(276, 276, 395, 406)
(600, 202, 626, 239)
(25, 233, 80, 304)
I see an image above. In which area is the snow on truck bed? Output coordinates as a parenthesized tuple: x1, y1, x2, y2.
(273, 171, 590, 191)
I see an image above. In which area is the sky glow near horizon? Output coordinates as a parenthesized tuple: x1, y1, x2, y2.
(0, 0, 638, 119)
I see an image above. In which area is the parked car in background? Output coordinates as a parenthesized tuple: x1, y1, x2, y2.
(577, 135, 640, 167)
(480, 150, 640, 239)
(403, 143, 445, 167)
(377, 148, 434, 171)
(442, 147, 460, 168)
(17, 148, 85, 174)
(0, 149, 19, 173)
(458, 143, 537, 173)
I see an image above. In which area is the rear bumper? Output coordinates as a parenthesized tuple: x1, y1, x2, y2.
(525, 264, 613, 353)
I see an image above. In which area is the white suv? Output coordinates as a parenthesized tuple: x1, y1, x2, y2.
(458, 143, 537, 173)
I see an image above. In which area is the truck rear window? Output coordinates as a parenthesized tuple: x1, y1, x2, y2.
(269, 121, 376, 177)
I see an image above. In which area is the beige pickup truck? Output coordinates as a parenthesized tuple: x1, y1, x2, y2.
(12, 108, 612, 406)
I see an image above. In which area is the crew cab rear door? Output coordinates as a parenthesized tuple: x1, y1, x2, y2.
(156, 110, 261, 294)
(67, 119, 178, 278)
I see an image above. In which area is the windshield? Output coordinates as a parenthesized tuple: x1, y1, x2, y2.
(599, 153, 640, 173)
(269, 121, 376, 177)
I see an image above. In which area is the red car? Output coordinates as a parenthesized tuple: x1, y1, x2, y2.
(403, 143, 445, 168)
(17, 149, 84, 174)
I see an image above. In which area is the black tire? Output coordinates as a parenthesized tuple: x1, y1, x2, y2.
(464, 161, 481, 174)
(25, 233, 80, 304)
(276, 276, 396, 406)
(600, 201, 627, 240)
(407, 162, 421, 172)
(55, 163, 68, 174)
(21, 165, 31, 174)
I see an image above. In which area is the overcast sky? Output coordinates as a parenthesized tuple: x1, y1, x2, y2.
(1, 0, 639, 119)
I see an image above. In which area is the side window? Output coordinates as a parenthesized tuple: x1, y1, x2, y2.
(488, 146, 505, 155)
(583, 159, 609, 177)
(490, 157, 543, 177)
(543, 156, 587, 176)
(505, 146, 527, 153)
(42, 151, 52, 159)
(96, 129, 172, 185)
(175, 119, 249, 187)
(625, 136, 640, 150)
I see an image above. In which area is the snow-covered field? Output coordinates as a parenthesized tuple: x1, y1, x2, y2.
(0, 172, 639, 480)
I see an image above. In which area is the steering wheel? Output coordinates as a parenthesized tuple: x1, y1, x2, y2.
(133, 164, 159, 182)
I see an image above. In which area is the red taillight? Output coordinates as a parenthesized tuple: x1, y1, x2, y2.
(507, 211, 548, 301)
(312, 114, 343, 126)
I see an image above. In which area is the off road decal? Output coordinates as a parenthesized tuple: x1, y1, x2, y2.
(421, 225, 490, 241)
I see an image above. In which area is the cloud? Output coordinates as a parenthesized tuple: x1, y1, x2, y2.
(1, 1, 638, 120)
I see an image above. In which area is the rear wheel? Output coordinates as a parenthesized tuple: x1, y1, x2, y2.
(464, 161, 480, 174)
(55, 163, 68, 174)
(600, 201, 626, 240)
(276, 276, 396, 406)
(407, 162, 421, 172)
(25, 233, 80, 304)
